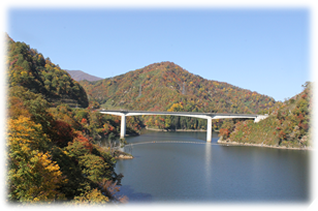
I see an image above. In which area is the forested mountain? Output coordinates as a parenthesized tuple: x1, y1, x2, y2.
(66, 70, 103, 82)
(218, 82, 312, 149)
(80, 61, 277, 113)
(80, 61, 278, 130)
(6, 35, 88, 108)
(6, 35, 132, 203)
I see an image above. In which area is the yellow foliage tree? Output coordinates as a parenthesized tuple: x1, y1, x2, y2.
(73, 188, 109, 205)
(167, 102, 183, 112)
(7, 116, 66, 203)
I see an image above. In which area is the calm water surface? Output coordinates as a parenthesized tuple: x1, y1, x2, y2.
(114, 130, 310, 203)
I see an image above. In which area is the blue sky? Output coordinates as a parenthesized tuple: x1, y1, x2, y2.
(7, 8, 310, 101)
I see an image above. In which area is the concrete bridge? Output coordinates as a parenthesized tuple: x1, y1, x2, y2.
(99, 109, 268, 142)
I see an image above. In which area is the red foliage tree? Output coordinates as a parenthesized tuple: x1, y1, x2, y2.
(51, 120, 75, 148)
(74, 133, 93, 153)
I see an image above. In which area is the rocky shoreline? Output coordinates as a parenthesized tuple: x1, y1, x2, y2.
(217, 139, 312, 151)
(113, 150, 134, 159)
(115, 154, 134, 159)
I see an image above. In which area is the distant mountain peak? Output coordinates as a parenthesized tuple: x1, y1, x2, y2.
(66, 70, 103, 82)
(141, 61, 180, 70)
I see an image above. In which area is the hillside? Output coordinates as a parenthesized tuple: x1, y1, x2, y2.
(66, 70, 103, 82)
(6, 35, 89, 108)
(218, 82, 312, 149)
(80, 61, 277, 114)
(6, 35, 131, 203)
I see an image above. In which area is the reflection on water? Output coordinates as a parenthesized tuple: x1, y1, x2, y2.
(115, 130, 310, 203)
(205, 143, 212, 191)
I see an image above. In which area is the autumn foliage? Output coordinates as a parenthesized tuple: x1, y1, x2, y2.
(6, 34, 88, 108)
(80, 61, 277, 130)
(51, 120, 75, 148)
(7, 117, 67, 202)
(6, 35, 127, 204)
(219, 82, 312, 148)
(6, 92, 125, 205)
(80, 62, 276, 114)
(74, 133, 93, 153)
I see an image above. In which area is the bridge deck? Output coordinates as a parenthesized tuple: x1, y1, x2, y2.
(99, 109, 258, 118)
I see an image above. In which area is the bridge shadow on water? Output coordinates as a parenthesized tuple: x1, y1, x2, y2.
(118, 185, 153, 203)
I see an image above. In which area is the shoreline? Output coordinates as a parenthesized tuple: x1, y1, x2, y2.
(114, 154, 134, 159)
(113, 150, 134, 159)
(217, 139, 313, 151)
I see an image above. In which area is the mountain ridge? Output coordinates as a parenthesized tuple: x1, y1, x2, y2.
(6, 35, 89, 108)
(80, 61, 277, 114)
(65, 70, 103, 82)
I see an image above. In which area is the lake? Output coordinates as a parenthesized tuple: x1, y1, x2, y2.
(114, 130, 310, 204)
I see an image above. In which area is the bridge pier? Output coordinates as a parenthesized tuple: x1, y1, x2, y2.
(120, 115, 126, 139)
(207, 118, 212, 142)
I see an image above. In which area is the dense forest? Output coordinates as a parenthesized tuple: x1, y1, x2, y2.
(80, 61, 278, 130)
(5, 35, 137, 203)
(218, 82, 312, 149)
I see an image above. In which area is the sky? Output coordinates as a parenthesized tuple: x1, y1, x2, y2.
(4, 4, 311, 102)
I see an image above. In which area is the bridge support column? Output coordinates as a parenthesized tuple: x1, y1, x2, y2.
(120, 115, 126, 139)
(207, 118, 212, 142)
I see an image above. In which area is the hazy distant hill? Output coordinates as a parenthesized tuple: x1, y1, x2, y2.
(80, 61, 277, 114)
(6, 35, 89, 108)
(66, 70, 103, 82)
